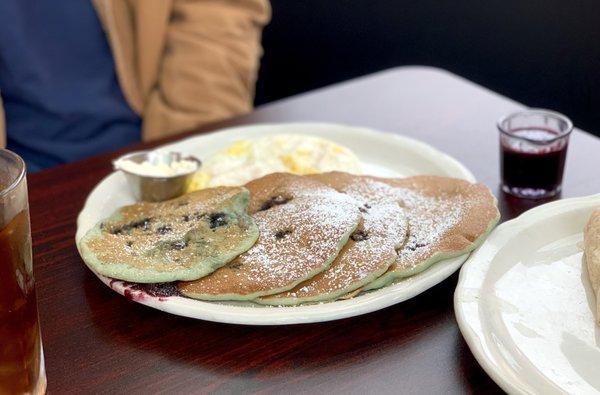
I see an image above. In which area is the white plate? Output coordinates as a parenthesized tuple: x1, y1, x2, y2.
(455, 194, 600, 394)
(77, 122, 476, 325)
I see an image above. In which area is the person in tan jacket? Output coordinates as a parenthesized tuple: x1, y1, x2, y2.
(0, 0, 270, 171)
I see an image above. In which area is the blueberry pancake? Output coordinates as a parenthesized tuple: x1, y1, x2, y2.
(78, 187, 259, 283)
(178, 173, 361, 301)
(244, 172, 343, 214)
(310, 172, 500, 291)
(258, 201, 407, 305)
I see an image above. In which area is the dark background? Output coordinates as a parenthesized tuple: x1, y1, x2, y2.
(255, 0, 600, 136)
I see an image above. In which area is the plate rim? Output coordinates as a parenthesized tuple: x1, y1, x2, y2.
(454, 193, 600, 394)
(76, 121, 479, 325)
(92, 254, 469, 326)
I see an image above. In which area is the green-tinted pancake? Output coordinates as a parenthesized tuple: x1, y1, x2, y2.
(78, 187, 259, 283)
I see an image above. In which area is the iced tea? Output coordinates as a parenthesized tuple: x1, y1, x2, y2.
(0, 149, 45, 395)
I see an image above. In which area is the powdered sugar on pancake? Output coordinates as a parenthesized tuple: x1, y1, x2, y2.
(345, 180, 464, 271)
(310, 172, 499, 288)
(259, 201, 408, 305)
(239, 195, 356, 276)
(178, 174, 361, 300)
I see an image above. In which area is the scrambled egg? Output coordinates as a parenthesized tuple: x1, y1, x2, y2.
(187, 134, 362, 191)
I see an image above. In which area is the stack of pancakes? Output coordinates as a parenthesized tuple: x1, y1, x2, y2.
(79, 172, 500, 305)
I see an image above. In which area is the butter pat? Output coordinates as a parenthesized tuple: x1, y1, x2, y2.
(115, 152, 199, 177)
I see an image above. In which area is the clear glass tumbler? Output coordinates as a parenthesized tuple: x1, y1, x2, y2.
(0, 149, 46, 394)
(498, 109, 573, 199)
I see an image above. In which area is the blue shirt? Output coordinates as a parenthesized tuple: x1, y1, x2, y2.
(0, 1, 141, 172)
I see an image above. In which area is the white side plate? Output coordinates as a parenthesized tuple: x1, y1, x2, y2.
(77, 122, 477, 325)
(455, 194, 600, 394)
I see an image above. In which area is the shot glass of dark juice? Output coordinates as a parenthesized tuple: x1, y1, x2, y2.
(498, 109, 573, 199)
(0, 149, 46, 395)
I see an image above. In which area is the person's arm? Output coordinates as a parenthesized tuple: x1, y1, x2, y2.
(143, 0, 271, 141)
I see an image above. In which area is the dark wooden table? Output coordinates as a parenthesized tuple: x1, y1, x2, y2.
(30, 67, 600, 394)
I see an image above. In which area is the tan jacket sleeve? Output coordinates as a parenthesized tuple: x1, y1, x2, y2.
(143, 0, 271, 142)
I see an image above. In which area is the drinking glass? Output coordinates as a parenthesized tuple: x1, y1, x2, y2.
(498, 109, 573, 199)
(0, 149, 46, 394)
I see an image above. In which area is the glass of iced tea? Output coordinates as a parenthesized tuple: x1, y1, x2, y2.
(0, 149, 46, 395)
